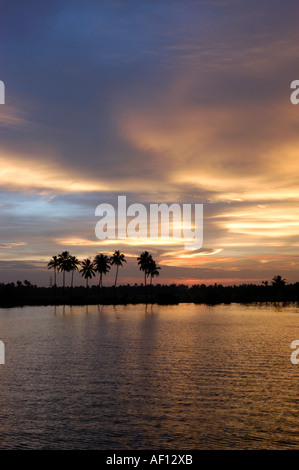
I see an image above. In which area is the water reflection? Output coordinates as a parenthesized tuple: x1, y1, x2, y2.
(0, 303, 299, 449)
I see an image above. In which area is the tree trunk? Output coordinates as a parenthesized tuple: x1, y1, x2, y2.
(114, 265, 119, 287)
(144, 271, 148, 299)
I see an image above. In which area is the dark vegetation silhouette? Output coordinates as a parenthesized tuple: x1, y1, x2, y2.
(110, 250, 126, 287)
(57, 251, 71, 289)
(47, 255, 59, 287)
(137, 251, 151, 289)
(94, 253, 111, 288)
(69, 255, 80, 288)
(148, 257, 161, 286)
(79, 258, 96, 288)
(137, 251, 161, 294)
(1, 252, 299, 308)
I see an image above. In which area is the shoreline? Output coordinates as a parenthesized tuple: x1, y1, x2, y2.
(1, 282, 299, 308)
(1, 301, 299, 309)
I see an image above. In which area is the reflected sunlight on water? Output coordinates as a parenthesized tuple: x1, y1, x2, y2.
(0, 302, 299, 449)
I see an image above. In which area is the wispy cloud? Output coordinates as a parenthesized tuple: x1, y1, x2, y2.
(0, 242, 27, 249)
(1, 0, 299, 285)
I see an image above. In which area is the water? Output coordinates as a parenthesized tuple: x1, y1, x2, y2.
(0, 302, 299, 449)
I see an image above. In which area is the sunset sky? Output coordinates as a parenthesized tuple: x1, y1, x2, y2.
(1, 0, 299, 287)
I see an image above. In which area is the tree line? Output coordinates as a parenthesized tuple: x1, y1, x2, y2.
(1, 273, 298, 307)
(47, 250, 161, 288)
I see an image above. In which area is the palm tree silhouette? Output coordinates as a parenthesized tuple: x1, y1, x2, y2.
(93, 253, 111, 288)
(47, 255, 59, 287)
(69, 255, 80, 288)
(271, 275, 286, 289)
(148, 258, 161, 286)
(79, 258, 96, 288)
(110, 250, 126, 287)
(137, 251, 152, 288)
(57, 251, 71, 288)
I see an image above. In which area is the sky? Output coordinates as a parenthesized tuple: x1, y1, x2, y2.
(1, 0, 299, 287)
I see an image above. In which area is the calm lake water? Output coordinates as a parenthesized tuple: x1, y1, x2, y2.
(0, 302, 299, 449)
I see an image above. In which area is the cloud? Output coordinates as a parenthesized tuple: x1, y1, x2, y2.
(1, 0, 299, 284)
(0, 242, 27, 249)
(0, 149, 110, 194)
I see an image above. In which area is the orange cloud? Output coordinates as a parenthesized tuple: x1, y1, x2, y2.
(0, 242, 27, 249)
(0, 151, 109, 194)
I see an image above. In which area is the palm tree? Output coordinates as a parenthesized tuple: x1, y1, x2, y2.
(147, 258, 160, 303)
(79, 258, 96, 288)
(110, 250, 126, 287)
(137, 251, 152, 288)
(93, 253, 111, 288)
(271, 275, 286, 290)
(47, 255, 59, 287)
(57, 251, 71, 288)
(69, 255, 80, 288)
(147, 258, 161, 286)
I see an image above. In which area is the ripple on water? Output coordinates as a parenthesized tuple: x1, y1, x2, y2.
(0, 303, 299, 449)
